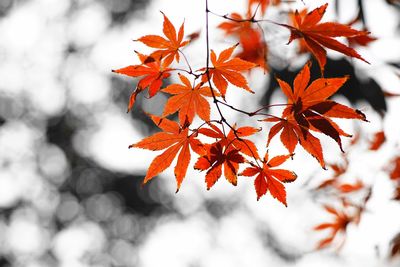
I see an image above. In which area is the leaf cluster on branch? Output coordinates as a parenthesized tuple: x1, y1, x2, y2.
(112, 0, 400, 252)
(113, 0, 369, 206)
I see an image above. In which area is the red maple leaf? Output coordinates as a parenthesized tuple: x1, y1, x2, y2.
(201, 44, 257, 98)
(314, 205, 353, 249)
(390, 233, 400, 258)
(161, 74, 220, 125)
(369, 130, 386, 151)
(240, 151, 297, 206)
(130, 115, 203, 191)
(248, 0, 281, 16)
(219, 15, 269, 71)
(194, 142, 245, 189)
(137, 12, 190, 67)
(265, 63, 367, 168)
(389, 156, 400, 181)
(198, 122, 260, 159)
(279, 4, 370, 73)
(315, 161, 348, 190)
(112, 52, 171, 112)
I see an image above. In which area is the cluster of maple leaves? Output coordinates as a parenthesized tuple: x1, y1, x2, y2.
(112, 0, 400, 251)
(310, 124, 400, 250)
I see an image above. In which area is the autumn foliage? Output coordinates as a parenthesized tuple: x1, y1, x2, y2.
(113, 0, 400, 254)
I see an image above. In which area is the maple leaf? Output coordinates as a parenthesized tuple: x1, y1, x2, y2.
(389, 156, 400, 181)
(314, 205, 353, 249)
(198, 122, 260, 159)
(129, 115, 203, 191)
(112, 52, 171, 112)
(248, 0, 281, 16)
(390, 233, 400, 259)
(337, 180, 364, 193)
(201, 44, 257, 98)
(347, 34, 377, 47)
(218, 13, 250, 36)
(162, 74, 218, 125)
(369, 130, 386, 151)
(315, 161, 348, 190)
(279, 4, 370, 73)
(137, 12, 190, 67)
(265, 63, 367, 168)
(345, 15, 377, 47)
(194, 142, 245, 189)
(237, 28, 269, 72)
(248, 0, 269, 16)
(218, 14, 269, 71)
(393, 186, 400, 201)
(240, 152, 297, 206)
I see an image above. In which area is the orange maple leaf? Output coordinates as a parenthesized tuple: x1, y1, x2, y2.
(248, 0, 281, 16)
(315, 161, 348, 190)
(202, 44, 257, 98)
(389, 156, 400, 181)
(337, 180, 364, 193)
(112, 52, 171, 112)
(198, 122, 260, 159)
(314, 205, 353, 249)
(236, 28, 269, 72)
(137, 12, 190, 67)
(130, 115, 203, 191)
(194, 142, 245, 189)
(347, 34, 377, 47)
(240, 152, 297, 206)
(218, 13, 250, 36)
(162, 74, 218, 125)
(265, 63, 366, 168)
(279, 4, 370, 73)
(394, 186, 400, 201)
(218, 15, 269, 71)
(369, 130, 386, 151)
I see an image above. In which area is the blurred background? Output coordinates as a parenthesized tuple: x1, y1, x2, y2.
(1, 0, 400, 266)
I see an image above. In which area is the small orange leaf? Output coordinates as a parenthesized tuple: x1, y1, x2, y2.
(240, 151, 296, 205)
(337, 180, 364, 193)
(137, 12, 190, 67)
(202, 45, 256, 98)
(112, 52, 172, 110)
(369, 130, 386, 151)
(194, 142, 245, 189)
(162, 74, 217, 124)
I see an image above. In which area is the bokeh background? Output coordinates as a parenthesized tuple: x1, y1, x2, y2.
(1, 0, 400, 266)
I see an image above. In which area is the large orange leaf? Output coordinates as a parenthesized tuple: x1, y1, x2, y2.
(265, 63, 366, 168)
(130, 115, 203, 191)
(112, 52, 171, 112)
(240, 151, 297, 205)
(280, 4, 370, 73)
(202, 45, 257, 98)
(137, 12, 190, 67)
(162, 74, 218, 125)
